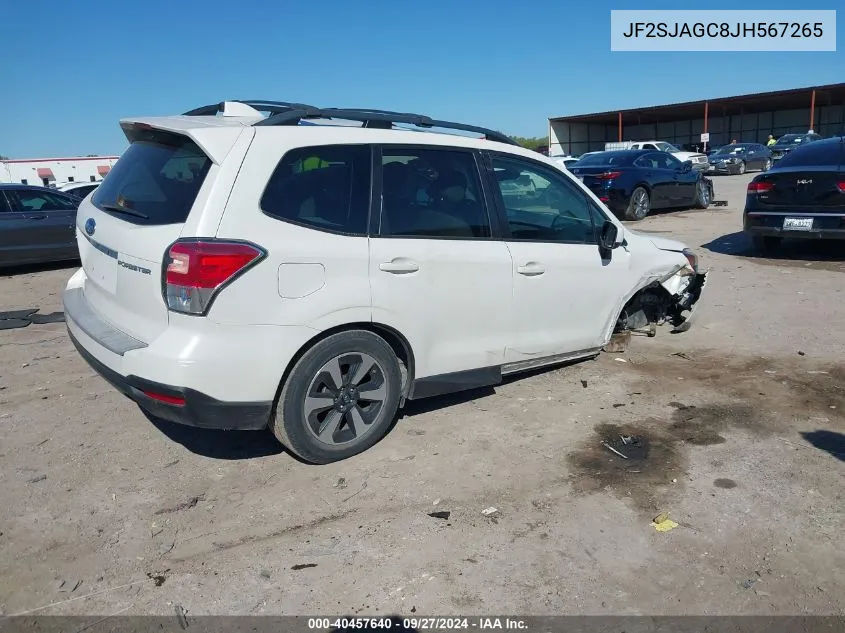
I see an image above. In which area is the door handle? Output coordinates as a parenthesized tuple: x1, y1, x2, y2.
(379, 258, 419, 274)
(28, 214, 47, 220)
(517, 262, 545, 276)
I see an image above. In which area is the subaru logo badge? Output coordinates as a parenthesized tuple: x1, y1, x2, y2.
(84, 218, 96, 236)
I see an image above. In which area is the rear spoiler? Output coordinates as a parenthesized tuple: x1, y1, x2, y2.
(118, 118, 252, 165)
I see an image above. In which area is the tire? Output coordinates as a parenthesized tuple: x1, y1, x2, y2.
(694, 180, 711, 209)
(270, 330, 402, 464)
(751, 235, 782, 254)
(762, 158, 772, 172)
(736, 160, 746, 175)
(624, 186, 650, 221)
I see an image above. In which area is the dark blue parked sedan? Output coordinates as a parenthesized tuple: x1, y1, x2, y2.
(707, 143, 773, 175)
(569, 150, 714, 221)
(0, 184, 80, 267)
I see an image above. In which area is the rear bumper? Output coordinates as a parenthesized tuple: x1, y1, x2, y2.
(62, 270, 317, 431)
(68, 328, 272, 430)
(744, 213, 845, 240)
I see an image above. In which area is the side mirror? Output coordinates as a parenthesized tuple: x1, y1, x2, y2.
(598, 221, 619, 252)
(679, 160, 693, 173)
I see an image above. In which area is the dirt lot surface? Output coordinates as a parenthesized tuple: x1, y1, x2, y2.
(1, 173, 844, 617)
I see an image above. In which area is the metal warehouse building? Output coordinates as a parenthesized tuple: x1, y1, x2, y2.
(549, 83, 845, 157)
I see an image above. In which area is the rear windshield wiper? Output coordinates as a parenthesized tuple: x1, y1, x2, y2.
(99, 203, 150, 220)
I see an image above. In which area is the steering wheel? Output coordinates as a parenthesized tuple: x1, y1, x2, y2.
(551, 214, 570, 232)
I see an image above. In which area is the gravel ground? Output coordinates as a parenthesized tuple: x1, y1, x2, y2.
(1, 173, 843, 618)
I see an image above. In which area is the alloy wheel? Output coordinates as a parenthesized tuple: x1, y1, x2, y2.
(303, 353, 387, 446)
(633, 189, 649, 219)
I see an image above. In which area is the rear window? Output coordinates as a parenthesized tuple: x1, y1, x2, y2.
(775, 141, 844, 168)
(576, 152, 634, 166)
(92, 129, 212, 225)
(260, 144, 371, 235)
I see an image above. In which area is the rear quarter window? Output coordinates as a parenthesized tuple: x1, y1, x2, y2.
(775, 141, 845, 168)
(260, 144, 371, 235)
(92, 129, 212, 225)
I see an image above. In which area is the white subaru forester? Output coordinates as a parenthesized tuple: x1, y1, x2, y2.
(64, 100, 707, 464)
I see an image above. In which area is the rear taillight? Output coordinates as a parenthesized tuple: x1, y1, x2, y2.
(164, 240, 265, 315)
(748, 181, 774, 193)
(596, 171, 622, 180)
(143, 391, 186, 406)
(837, 181, 845, 193)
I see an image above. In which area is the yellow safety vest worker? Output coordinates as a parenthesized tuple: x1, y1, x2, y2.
(301, 156, 329, 172)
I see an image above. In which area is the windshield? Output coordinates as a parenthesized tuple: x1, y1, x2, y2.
(714, 145, 745, 155)
(653, 142, 676, 152)
(777, 134, 803, 145)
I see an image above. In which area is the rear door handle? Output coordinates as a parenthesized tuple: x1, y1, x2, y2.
(517, 262, 545, 276)
(379, 258, 419, 274)
(27, 214, 47, 220)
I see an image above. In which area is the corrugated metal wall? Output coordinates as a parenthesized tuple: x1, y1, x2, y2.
(550, 104, 845, 156)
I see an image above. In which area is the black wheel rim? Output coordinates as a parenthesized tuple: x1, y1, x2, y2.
(303, 353, 387, 446)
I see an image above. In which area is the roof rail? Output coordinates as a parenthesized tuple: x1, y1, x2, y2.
(255, 107, 518, 146)
(182, 101, 518, 146)
(182, 100, 319, 116)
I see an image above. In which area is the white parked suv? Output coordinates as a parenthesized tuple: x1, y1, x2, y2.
(63, 100, 707, 463)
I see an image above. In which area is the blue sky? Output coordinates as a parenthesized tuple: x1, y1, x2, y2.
(2, 0, 842, 157)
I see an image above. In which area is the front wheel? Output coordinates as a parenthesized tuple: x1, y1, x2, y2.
(271, 330, 402, 464)
(762, 158, 772, 171)
(694, 181, 711, 209)
(624, 187, 650, 221)
(736, 160, 746, 175)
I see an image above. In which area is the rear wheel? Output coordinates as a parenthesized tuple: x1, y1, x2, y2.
(624, 187, 650, 221)
(751, 235, 782, 254)
(271, 330, 402, 464)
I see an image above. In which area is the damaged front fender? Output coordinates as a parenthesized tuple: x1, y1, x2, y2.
(611, 264, 709, 338)
(666, 270, 708, 333)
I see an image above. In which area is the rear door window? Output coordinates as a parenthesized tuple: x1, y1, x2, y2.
(260, 144, 371, 235)
(379, 147, 491, 238)
(92, 129, 212, 226)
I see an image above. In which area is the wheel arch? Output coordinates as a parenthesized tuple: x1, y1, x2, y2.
(273, 322, 416, 409)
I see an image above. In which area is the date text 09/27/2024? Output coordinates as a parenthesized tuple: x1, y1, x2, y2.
(307, 617, 528, 630)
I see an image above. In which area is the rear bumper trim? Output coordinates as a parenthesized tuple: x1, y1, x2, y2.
(68, 328, 272, 430)
(745, 227, 845, 240)
(63, 287, 147, 356)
